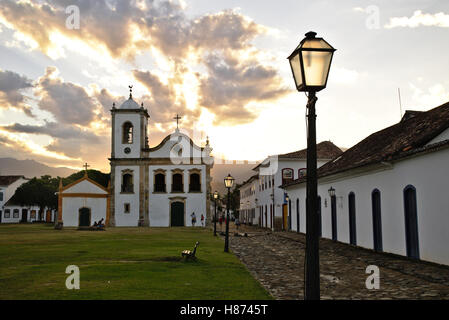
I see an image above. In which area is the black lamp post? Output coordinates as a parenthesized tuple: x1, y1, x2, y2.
(213, 191, 219, 236)
(224, 173, 235, 252)
(213, 191, 218, 236)
(288, 31, 336, 300)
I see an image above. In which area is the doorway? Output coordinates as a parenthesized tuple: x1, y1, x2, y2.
(404, 186, 419, 259)
(171, 201, 185, 226)
(348, 192, 357, 245)
(371, 189, 383, 252)
(78, 207, 91, 227)
(331, 195, 337, 241)
(21, 209, 28, 223)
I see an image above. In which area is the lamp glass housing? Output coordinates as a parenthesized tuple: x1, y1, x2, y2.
(224, 174, 235, 189)
(288, 31, 336, 92)
(213, 191, 218, 199)
(328, 187, 336, 197)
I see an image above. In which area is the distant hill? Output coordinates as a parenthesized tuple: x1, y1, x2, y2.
(210, 159, 259, 195)
(0, 158, 76, 179)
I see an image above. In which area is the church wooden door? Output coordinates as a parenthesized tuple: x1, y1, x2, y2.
(171, 202, 184, 227)
(79, 207, 91, 227)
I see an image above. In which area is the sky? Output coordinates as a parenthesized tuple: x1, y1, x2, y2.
(0, 0, 448, 172)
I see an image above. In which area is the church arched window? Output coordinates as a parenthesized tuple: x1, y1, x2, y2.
(154, 173, 166, 192)
(122, 122, 133, 144)
(189, 171, 201, 192)
(121, 172, 134, 193)
(172, 171, 184, 192)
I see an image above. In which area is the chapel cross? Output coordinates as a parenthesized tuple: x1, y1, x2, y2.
(83, 162, 90, 172)
(173, 114, 181, 129)
(129, 85, 133, 99)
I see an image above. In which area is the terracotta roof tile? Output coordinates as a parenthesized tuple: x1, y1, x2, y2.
(279, 141, 343, 160)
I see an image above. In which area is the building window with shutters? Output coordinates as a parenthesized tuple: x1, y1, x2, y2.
(189, 170, 201, 192)
(124, 203, 130, 214)
(121, 170, 134, 193)
(154, 170, 166, 193)
(171, 169, 184, 193)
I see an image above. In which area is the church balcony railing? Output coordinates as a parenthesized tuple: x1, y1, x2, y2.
(154, 184, 166, 193)
(189, 184, 202, 193)
(121, 184, 134, 193)
(171, 184, 184, 193)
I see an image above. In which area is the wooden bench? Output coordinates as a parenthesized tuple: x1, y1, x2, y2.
(182, 241, 199, 260)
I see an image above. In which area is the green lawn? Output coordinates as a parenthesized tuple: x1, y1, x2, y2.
(0, 224, 272, 300)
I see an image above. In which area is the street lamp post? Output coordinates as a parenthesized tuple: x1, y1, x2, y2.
(288, 31, 336, 300)
(213, 191, 219, 236)
(270, 193, 274, 230)
(224, 174, 235, 253)
(285, 194, 290, 231)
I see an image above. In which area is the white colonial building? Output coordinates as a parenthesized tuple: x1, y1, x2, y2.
(239, 141, 342, 229)
(283, 103, 449, 266)
(109, 90, 213, 227)
(0, 175, 50, 223)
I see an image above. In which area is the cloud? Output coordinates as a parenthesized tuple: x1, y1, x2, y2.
(385, 10, 449, 29)
(0, 69, 34, 117)
(198, 52, 289, 125)
(0, 121, 101, 142)
(34, 66, 99, 125)
(409, 82, 449, 108)
(133, 69, 200, 130)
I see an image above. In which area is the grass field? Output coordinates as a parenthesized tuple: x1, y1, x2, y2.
(0, 224, 272, 300)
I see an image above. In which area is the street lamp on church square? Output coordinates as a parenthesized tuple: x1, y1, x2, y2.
(213, 191, 219, 236)
(288, 31, 336, 300)
(224, 173, 235, 253)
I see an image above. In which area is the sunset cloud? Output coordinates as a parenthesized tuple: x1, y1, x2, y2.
(34, 67, 99, 126)
(385, 10, 449, 28)
(0, 69, 34, 117)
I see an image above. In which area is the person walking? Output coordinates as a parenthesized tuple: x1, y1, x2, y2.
(201, 214, 205, 227)
(191, 212, 197, 227)
(235, 217, 240, 231)
(219, 214, 223, 231)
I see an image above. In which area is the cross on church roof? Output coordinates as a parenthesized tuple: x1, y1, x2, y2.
(129, 85, 133, 99)
(83, 163, 90, 172)
(173, 114, 181, 129)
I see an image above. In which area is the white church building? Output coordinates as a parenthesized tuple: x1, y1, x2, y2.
(282, 102, 449, 266)
(108, 89, 213, 227)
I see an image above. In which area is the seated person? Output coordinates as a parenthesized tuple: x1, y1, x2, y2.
(93, 221, 98, 227)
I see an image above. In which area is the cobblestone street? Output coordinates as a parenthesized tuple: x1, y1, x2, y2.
(219, 224, 449, 300)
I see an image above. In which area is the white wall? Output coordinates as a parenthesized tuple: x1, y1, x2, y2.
(286, 148, 449, 266)
(114, 165, 140, 226)
(62, 198, 106, 227)
(148, 164, 206, 227)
